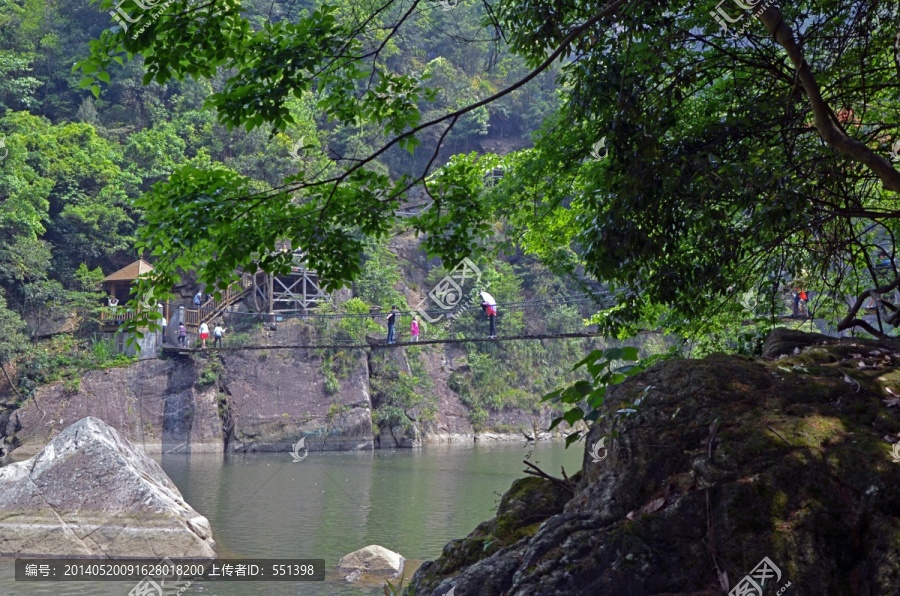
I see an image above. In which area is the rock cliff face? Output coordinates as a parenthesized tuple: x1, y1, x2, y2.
(2, 322, 562, 455)
(3, 357, 222, 455)
(0, 417, 215, 558)
(219, 343, 374, 453)
(407, 329, 900, 595)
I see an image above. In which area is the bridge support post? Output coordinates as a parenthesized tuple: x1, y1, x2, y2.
(267, 273, 276, 329)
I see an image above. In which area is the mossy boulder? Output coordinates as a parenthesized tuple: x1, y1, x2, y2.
(408, 474, 575, 595)
(406, 329, 900, 595)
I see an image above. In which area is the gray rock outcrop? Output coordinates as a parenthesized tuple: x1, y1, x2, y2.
(3, 357, 223, 455)
(0, 416, 216, 558)
(407, 330, 900, 594)
(338, 544, 405, 576)
(219, 322, 374, 452)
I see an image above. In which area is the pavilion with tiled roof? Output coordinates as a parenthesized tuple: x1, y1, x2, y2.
(104, 259, 154, 304)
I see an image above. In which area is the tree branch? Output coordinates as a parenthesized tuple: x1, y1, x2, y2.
(289, 0, 629, 199)
(522, 460, 576, 494)
(837, 274, 900, 333)
(758, 7, 900, 192)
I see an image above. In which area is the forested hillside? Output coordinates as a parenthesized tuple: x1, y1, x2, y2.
(4, 1, 900, 593)
(0, 0, 554, 293)
(0, 0, 657, 446)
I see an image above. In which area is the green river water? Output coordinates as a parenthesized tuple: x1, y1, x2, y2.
(0, 441, 582, 595)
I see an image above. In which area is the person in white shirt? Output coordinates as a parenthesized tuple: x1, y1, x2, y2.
(213, 323, 226, 348)
(199, 321, 210, 348)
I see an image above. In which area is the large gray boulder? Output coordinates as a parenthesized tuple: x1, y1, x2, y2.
(0, 416, 215, 558)
(408, 330, 900, 595)
(338, 544, 405, 576)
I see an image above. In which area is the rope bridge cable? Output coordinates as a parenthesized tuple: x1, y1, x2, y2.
(162, 331, 611, 353)
(189, 292, 611, 323)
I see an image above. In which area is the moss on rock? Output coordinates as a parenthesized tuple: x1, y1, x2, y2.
(406, 329, 900, 595)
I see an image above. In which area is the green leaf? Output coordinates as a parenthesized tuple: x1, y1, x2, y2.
(560, 380, 592, 404)
(617, 364, 644, 376)
(587, 386, 606, 409)
(573, 349, 604, 371)
(584, 410, 602, 422)
(91, 85, 100, 99)
(541, 389, 562, 403)
(564, 432, 582, 448)
(604, 347, 624, 361)
(622, 346, 639, 360)
(586, 360, 608, 379)
(563, 407, 585, 426)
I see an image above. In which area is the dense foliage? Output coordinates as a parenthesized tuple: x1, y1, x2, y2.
(3, 0, 899, 413)
(68, 0, 900, 343)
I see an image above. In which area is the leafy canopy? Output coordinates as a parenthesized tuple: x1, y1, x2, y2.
(78, 0, 900, 339)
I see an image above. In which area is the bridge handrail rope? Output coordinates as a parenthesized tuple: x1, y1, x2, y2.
(162, 292, 617, 352)
(178, 292, 609, 324)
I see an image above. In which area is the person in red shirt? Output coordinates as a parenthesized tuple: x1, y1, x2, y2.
(481, 301, 497, 338)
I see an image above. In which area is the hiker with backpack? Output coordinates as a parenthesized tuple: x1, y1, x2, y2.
(792, 287, 810, 317)
(177, 322, 187, 347)
(798, 289, 809, 317)
(213, 322, 226, 348)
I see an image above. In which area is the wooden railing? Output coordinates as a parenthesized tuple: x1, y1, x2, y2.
(183, 274, 254, 328)
(99, 274, 255, 329)
(99, 308, 138, 325)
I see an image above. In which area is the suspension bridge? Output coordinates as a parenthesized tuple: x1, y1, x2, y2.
(160, 292, 613, 353)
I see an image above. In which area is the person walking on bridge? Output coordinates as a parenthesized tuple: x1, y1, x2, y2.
(386, 305, 398, 344)
(213, 322, 226, 348)
(193, 291, 203, 308)
(480, 291, 497, 338)
(411, 316, 420, 342)
(177, 322, 187, 347)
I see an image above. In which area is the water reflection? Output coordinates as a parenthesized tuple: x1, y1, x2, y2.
(1, 441, 581, 595)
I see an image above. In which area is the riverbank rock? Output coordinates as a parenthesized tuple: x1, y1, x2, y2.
(407, 329, 900, 595)
(338, 544, 405, 576)
(0, 416, 216, 558)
